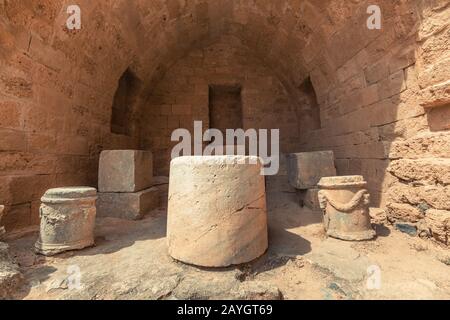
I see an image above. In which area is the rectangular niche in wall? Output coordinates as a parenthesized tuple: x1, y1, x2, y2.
(111, 68, 139, 136)
(208, 84, 243, 135)
(299, 76, 321, 131)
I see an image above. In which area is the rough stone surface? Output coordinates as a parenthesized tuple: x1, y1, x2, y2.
(318, 176, 375, 241)
(389, 132, 450, 160)
(388, 183, 450, 212)
(287, 151, 336, 189)
(99, 150, 153, 193)
(5, 190, 450, 300)
(369, 207, 387, 224)
(266, 176, 296, 194)
(0, 242, 23, 299)
(388, 158, 450, 185)
(97, 187, 159, 220)
(233, 281, 282, 300)
(35, 187, 97, 256)
(0, 1, 448, 245)
(386, 202, 425, 223)
(300, 188, 321, 212)
(265, 154, 296, 194)
(306, 238, 372, 282)
(167, 156, 268, 267)
(0, 205, 5, 240)
(425, 209, 450, 245)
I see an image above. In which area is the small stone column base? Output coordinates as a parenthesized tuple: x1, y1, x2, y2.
(35, 187, 97, 256)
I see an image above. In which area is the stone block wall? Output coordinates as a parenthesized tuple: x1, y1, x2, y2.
(141, 35, 302, 175)
(0, 0, 447, 245)
(0, 1, 143, 230)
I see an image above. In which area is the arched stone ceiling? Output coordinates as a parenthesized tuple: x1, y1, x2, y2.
(1, 0, 425, 111)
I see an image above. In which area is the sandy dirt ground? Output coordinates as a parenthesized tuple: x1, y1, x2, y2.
(4, 188, 450, 300)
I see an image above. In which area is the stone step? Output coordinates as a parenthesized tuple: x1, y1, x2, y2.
(97, 187, 159, 220)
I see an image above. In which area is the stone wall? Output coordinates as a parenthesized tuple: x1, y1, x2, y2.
(0, 1, 143, 230)
(385, 2, 450, 245)
(141, 35, 302, 175)
(297, 1, 426, 208)
(0, 0, 448, 245)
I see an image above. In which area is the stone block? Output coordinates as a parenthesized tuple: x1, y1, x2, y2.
(369, 207, 387, 224)
(386, 202, 424, 223)
(425, 209, 450, 245)
(167, 156, 268, 267)
(388, 183, 450, 211)
(0, 242, 23, 299)
(300, 188, 321, 211)
(150, 176, 169, 208)
(99, 150, 153, 193)
(287, 151, 336, 189)
(97, 187, 159, 220)
(389, 132, 450, 159)
(388, 158, 450, 185)
(265, 175, 296, 194)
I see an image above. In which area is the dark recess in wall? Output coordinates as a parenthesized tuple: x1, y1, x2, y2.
(111, 68, 139, 136)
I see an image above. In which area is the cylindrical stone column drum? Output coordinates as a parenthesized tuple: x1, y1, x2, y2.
(167, 156, 268, 267)
(318, 176, 375, 241)
(35, 187, 97, 256)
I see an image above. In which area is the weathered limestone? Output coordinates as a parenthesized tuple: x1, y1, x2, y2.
(318, 176, 375, 241)
(167, 156, 268, 267)
(387, 133, 450, 245)
(424, 209, 450, 245)
(97, 187, 159, 220)
(99, 150, 153, 193)
(388, 132, 450, 159)
(0, 205, 5, 240)
(97, 150, 159, 219)
(287, 151, 337, 189)
(265, 154, 297, 194)
(299, 188, 321, 212)
(287, 151, 336, 212)
(0, 205, 22, 298)
(0, 242, 23, 299)
(388, 158, 450, 185)
(386, 202, 425, 223)
(35, 187, 97, 256)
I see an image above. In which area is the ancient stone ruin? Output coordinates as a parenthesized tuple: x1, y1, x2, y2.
(167, 155, 268, 267)
(0, 0, 449, 300)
